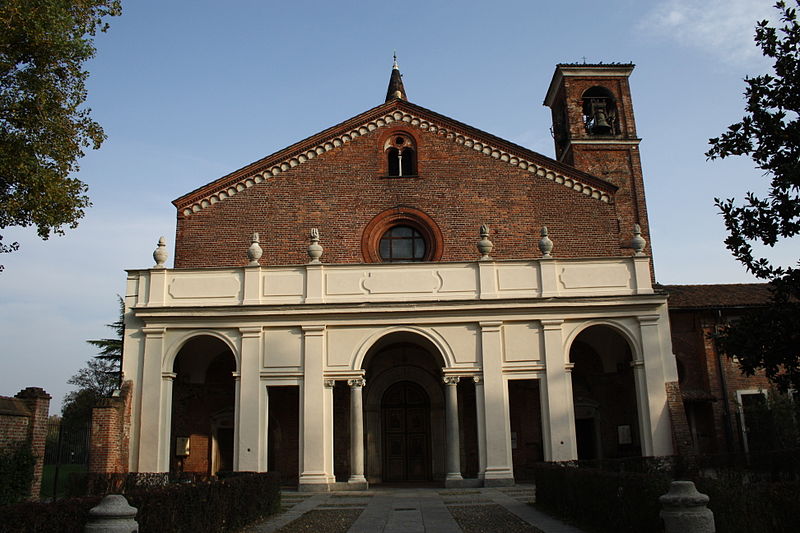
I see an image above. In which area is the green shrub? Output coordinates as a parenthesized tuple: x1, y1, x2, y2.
(696, 474, 800, 533)
(0, 472, 280, 533)
(0, 445, 37, 505)
(533, 463, 670, 533)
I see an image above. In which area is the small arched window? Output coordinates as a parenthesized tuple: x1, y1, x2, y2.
(385, 134, 417, 176)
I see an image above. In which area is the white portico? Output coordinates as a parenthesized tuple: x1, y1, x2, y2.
(122, 238, 677, 490)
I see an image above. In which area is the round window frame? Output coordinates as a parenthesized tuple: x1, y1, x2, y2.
(362, 207, 443, 263)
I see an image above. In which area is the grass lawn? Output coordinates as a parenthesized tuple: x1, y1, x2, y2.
(40, 464, 87, 499)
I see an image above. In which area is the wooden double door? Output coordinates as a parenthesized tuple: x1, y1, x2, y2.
(382, 381, 431, 481)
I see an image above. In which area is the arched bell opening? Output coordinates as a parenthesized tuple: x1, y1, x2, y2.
(581, 86, 619, 136)
(569, 325, 640, 460)
(170, 335, 236, 476)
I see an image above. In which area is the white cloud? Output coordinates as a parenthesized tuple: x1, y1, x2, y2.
(638, 0, 778, 67)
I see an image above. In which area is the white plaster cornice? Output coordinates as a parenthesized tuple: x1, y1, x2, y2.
(180, 109, 612, 217)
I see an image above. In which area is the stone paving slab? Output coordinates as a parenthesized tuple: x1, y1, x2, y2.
(246, 486, 587, 533)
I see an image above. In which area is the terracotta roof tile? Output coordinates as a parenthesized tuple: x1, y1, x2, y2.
(661, 283, 771, 309)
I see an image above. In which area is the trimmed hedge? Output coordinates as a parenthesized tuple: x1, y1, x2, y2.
(533, 463, 670, 533)
(696, 475, 800, 533)
(0, 472, 281, 533)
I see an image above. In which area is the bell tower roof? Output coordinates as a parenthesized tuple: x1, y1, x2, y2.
(385, 53, 407, 102)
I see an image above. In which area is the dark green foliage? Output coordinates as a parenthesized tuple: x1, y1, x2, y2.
(0, 445, 37, 505)
(696, 475, 800, 533)
(533, 455, 800, 533)
(706, 1, 800, 392)
(533, 463, 670, 533)
(0, 472, 281, 533)
(0, 0, 122, 269)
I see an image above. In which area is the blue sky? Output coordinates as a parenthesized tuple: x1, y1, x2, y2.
(1, 0, 793, 412)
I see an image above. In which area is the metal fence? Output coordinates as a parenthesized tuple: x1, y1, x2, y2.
(43, 418, 90, 499)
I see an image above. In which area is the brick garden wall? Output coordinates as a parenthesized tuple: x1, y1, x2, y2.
(88, 381, 132, 473)
(0, 387, 51, 500)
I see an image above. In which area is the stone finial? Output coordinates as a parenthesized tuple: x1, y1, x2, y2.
(247, 232, 263, 266)
(85, 494, 139, 532)
(307, 228, 323, 264)
(477, 224, 493, 260)
(632, 224, 646, 255)
(153, 236, 168, 268)
(539, 226, 553, 257)
(659, 481, 715, 533)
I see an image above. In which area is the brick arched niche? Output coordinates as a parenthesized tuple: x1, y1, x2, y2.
(361, 207, 444, 263)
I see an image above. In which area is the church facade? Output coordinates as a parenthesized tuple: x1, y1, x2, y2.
(121, 62, 680, 490)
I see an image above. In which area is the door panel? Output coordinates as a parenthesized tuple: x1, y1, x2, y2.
(382, 381, 431, 481)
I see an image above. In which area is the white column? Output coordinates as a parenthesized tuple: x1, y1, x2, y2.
(159, 372, 176, 472)
(444, 376, 463, 482)
(348, 378, 367, 485)
(237, 327, 265, 471)
(631, 359, 653, 455)
(479, 321, 514, 486)
(541, 319, 577, 461)
(299, 325, 329, 490)
(324, 379, 336, 483)
(474, 376, 487, 480)
(138, 327, 166, 472)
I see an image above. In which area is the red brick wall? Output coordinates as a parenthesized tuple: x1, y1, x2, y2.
(88, 381, 131, 474)
(665, 381, 693, 458)
(668, 308, 772, 454)
(174, 122, 630, 268)
(1, 387, 51, 500)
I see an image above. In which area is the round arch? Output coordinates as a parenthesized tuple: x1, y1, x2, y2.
(352, 326, 456, 371)
(564, 319, 642, 365)
(162, 329, 240, 373)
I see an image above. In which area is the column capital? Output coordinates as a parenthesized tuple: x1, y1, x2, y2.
(630, 360, 645, 368)
(239, 326, 262, 337)
(161, 372, 177, 381)
(231, 371, 242, 381)
(479, 321, 502, 331)
(473, 375, 483, 385)
(324, 379, 336, 388)
(347, 378, 366, 388)
(302, 324, 326, 335)
(637, 314, 661, 326)
(443, 376, 461, 386)
(143, 326, 165, 338)
(540, 319, 564, 329)
(564, 363, 575, 373)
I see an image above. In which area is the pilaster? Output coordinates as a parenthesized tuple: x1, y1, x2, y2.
(138, 327, 166, 472)
(541, 319, 577, 461)
(299, 325, 330, 490)
(479, 321, 514, 486)
(237, 327, 265, 471)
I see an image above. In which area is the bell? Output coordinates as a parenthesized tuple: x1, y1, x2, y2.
(591, 101, 612, 134)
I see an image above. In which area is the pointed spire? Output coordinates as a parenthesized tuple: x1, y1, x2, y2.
(385, 52, 407, 102)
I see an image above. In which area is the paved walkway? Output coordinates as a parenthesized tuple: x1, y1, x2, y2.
(246, 485, 586, 533)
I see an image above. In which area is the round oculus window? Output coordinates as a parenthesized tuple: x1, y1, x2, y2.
(379, 225, 426, 262)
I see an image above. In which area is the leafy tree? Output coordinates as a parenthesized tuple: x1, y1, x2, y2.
(62, 296, 124, 427)
(707, 1, 800, 392)
(0, 0, 122, 270)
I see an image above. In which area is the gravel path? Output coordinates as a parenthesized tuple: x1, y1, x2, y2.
(449, 503, 544, 533)
(272, 509, 363, 533)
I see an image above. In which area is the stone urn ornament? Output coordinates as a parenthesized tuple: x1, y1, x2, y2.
(307, 228, 323, 263)
(153, 236, 168, 268)
(247, 232, 263, 266)
(539, 226, 553, 257)
(477, 224, 493, 260)
(631, 224, 646, 255)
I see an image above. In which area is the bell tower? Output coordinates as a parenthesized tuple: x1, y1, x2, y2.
(544, 63, 651, 259)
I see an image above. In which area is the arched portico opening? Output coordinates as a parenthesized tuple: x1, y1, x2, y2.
(569, 325, 641, 460)
(170, 335, 237, 475)
(361, 334, 446, 483)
